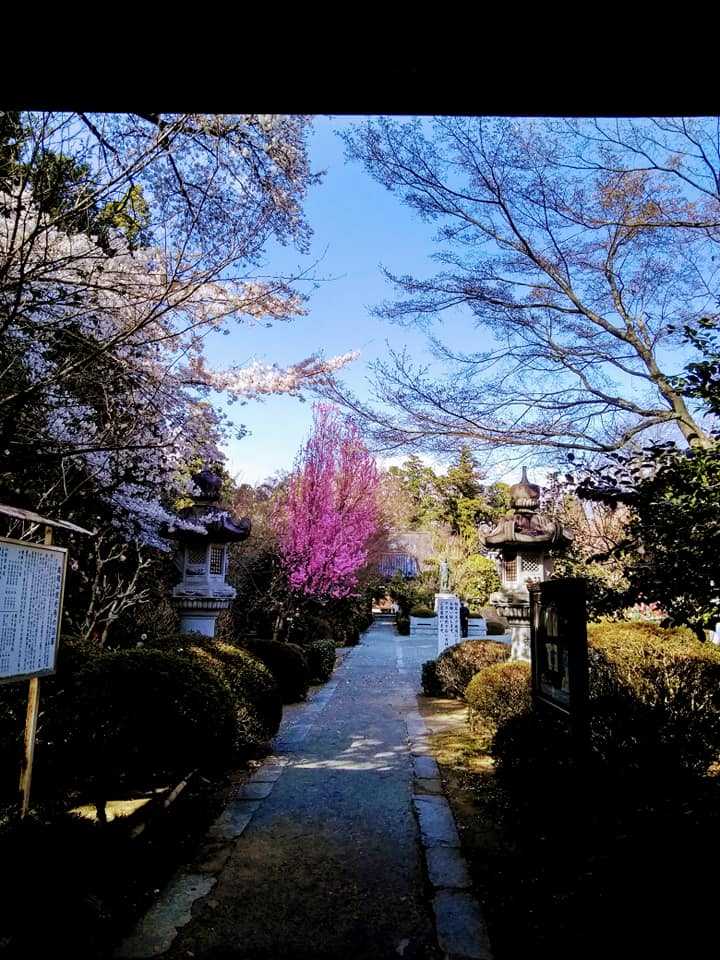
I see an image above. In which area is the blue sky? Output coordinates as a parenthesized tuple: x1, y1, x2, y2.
(203, 116, 701, 488)
(205, 116, 456, 485)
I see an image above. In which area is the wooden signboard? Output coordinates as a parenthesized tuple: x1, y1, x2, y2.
(0, 536, 67, 683)
(529, 578, 587, 720)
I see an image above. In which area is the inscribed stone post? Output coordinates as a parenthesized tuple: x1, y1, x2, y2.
(437, 595, 461, 655)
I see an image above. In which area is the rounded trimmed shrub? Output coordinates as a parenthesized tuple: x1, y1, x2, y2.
(491, 707, 577, 786)
(421, 659, 443, 697)
(587, 621, 720, 777)
(211, 641, 282, 738)
(242, 639, 310, 703)
(186, 642, 282, 753)
(466, 661, 531, 736)
(305, 639, 336, 683)
(396, 615, 410, 636)
(491, 621, 720, 790)
(145, 630, 282, 751)
(287, 614, 334, 645)
(69, 648, 235, 792)
(432, 639, 510, 699)
(485, 619, 507, 636)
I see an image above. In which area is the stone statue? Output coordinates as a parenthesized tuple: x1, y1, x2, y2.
(439, 559, 450, 593)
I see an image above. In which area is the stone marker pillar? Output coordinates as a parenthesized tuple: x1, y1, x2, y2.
(436, 594, 461, 655)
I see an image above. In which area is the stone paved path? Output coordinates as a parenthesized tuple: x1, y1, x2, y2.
(117, 620, 491, 960)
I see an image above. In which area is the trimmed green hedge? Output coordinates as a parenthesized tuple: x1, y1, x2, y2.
(587, 621, 720, 776)
(185, 641, 282, 753)
(466, 661, 531, 736)
(305, 638, 336, 683)
(242, 639, 310, 703)
(148, 631, 283, 754)
(211, 640, 282, 738)
(396, 614, 410, 636)
(287, 613, 334, 645)
(69, 648, 235, 794)
(422, 639, 510, 699)
(410, 606, 436, 618)
(491, 621, 720, 784)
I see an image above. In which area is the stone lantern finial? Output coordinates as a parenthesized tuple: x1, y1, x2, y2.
(510, 467, 541, 512)
(191, 467, 223, 503)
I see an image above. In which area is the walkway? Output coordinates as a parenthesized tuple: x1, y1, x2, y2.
(117, 620, 491, 960)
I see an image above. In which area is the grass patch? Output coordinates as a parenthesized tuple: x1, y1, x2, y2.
(428, 729, 493, 776)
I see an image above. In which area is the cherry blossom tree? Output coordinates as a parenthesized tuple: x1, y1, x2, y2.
(0, 111, 357, 549)
(277, 405, 382, 601)
(0, 112, 358, 641)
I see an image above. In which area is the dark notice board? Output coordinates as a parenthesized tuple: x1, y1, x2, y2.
(529, 578, 588, 720)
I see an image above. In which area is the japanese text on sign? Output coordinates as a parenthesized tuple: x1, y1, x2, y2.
(0, 538, 67, 681)
(437, 596, 461, 654)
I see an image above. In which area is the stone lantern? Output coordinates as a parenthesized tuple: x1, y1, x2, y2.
(170, 467, 251, 637)
(483, 468, 572, 661)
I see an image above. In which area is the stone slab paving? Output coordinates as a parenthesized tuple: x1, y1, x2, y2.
(116, 623, 492, 960)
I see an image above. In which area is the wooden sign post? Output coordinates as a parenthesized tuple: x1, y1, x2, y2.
(17, 526, 54, 817)
(0, 504, 93, 817)
(529, 578, 588, 746)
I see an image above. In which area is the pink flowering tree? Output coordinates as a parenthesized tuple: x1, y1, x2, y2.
(278, 405, 381, 602)
(0, 112, 359, 642)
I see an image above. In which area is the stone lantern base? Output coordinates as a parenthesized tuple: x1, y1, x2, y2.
(173, 594, 233, 637)
(491, 589, 532, 662)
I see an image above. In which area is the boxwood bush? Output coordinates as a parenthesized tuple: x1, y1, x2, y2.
(242, 639, 310, 703)
(491, 622, 720, 785)
(422, 639, 510, 699)
(305, 639, 336, 683)
(186, 641, 282, 753)
(396, 615, 410, 636)
(491, 706, 577, 787)
(210, 641, 282, 738)
(421, 659, 443, 697)
(68, 648, 235, 798)
(466, 661, 531, 736)
(410, 606, 436, 618)
(148, 631, 283, 753)
(287, 613, 334, 645)
(587, 621, 720, 776)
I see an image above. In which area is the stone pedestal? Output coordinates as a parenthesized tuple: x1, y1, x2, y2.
(491, 589, 532, 662)
(174, 594, 233, 637)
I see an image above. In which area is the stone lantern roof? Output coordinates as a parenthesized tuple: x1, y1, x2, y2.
(483, 468, 572, 550)
(169, 467, 252, 544)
